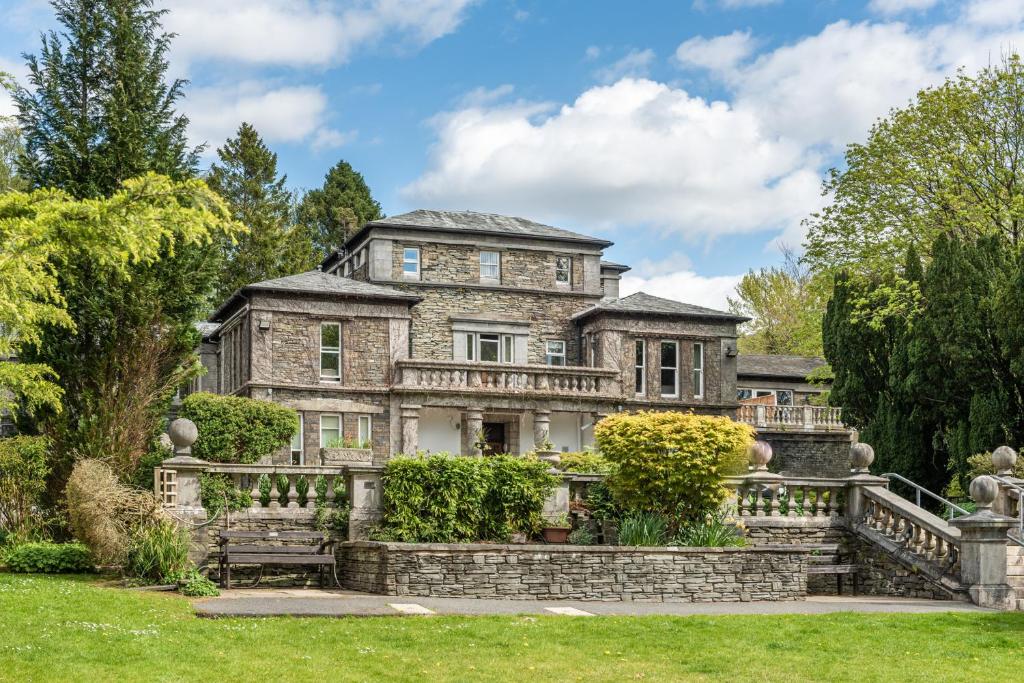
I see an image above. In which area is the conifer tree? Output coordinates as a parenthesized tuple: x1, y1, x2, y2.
(298, 159, 383, 257)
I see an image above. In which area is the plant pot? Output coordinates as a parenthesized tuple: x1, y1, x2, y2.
(541, 527, 571, 544)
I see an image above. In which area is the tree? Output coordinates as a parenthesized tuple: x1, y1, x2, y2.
(0, 72, 25, 193)
(15, 0, 197, 199)
(727, 246, 827, 357)
(207, 123, 316, 301)
(297, 159, 383, 257)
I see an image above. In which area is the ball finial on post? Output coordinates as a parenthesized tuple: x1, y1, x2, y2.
(168, 418, 198, 456)
(991, 446, 1018, 477)
(748, 441, 773, 471)
(969, 475, 999, 509)
(850, 442, 875, 473)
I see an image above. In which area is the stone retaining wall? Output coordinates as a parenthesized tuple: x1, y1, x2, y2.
(337, 541, 809, 602)
(758, 430, 853, 477)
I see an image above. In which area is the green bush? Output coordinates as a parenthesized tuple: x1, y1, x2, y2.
(556, 451, 615, 475)
(566, 526, 595, 545)
(179, 393, 298, 464)
(4, 542, 94, 573)
(583, 479, 623, 522)
(128, 437, 173, 491)
(199, 473, 253, 517)
(0, 436, 51, 542)
(167, 567, 220, 597)
(375, 454, 558, 543)
(124, 520, 191, 582)
(616, 512, 669, 547)
(596, 411, 754, 528)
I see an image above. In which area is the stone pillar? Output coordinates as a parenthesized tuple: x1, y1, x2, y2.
(466, 408, 484, 456)
(163, 418, 208, 565)
(346, 466, 384, 541)
(991, 446, 1022, 518)
(400, 404, 421, 455)
(950, 476, 1017, 610)
(542, 473, 571, 522)
(844, 443, 888, 522)
(533, 409, 551, 448)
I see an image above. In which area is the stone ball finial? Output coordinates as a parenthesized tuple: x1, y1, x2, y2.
(748, 441, 773, 471)
(969, 475, 999, 509)
(992, 446, 1018, 476)
(168, 418, 198, 454)
(850, 442, 875, 472)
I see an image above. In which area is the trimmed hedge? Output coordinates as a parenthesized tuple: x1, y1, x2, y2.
(179, 392, 298, 463)
(374, 454, 558, 543)
(4, 542, 94, 573)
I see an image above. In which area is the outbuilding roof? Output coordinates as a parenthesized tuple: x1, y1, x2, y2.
(737, 354, 827, 380)
(571, 291, 748, 323)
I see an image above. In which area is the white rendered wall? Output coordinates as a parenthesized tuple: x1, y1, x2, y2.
(418, 408, 462, 454)
(550, 412, 582, 452)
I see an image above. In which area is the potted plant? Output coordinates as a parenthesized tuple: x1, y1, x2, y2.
(541, 513, 572, 544)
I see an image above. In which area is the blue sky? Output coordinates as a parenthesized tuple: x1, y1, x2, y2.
(2, 0, 1023, 308)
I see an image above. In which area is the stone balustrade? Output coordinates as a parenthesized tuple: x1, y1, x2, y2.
(395, 359, 620, 397)
(202, 464, 347, 511)
(725, 475, 848, 519)
(737, 404, 844, 431)
(858, 485, 961, 574)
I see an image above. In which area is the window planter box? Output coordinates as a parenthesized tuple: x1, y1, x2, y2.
(320, 447, 373, 465)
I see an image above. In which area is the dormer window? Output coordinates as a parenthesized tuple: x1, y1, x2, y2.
(480, 251, 500, 281)
(555, 256, 571, 284)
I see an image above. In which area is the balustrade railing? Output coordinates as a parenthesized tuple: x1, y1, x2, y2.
(736, 404, 844, 431)
(156, 463, 347, 513)
(858, 485, 961, 577)
(725, 476, 847, 519)
(396, 359, 620, 397)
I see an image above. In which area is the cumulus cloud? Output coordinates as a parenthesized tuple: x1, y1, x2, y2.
(621, 268, 744, 311)
(868, 0, 938, 14)
(593, 48, 656, 83)
(162, 0, 477, 70)
(674, 30, 755, 74)
(963, 0, 1024, 27)
(0, 56, 23, 118)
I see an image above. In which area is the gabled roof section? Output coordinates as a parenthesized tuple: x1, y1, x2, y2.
(348, 209, 614, 248)
(211, 270, 419, 322)
(737, 354, 827, 380)
(572, 291, 748, 323)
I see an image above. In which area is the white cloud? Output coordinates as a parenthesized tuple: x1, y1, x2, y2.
(964, 0, 1024, 26)
(0, 56, 27, 119)
(674, 30, 755, 74)
(593, 48, 656, 83)
(621, 269, 744, 311)
(868, 0, 938, 14)
(584, 45, 602, 61)
(312, 128, 358, 151)
(162, 0, 477, 70)
(696, 0, 782, 8)
(457, 84, 516, 107)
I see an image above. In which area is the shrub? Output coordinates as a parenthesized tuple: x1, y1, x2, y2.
(124, 519, 191, 582)
(375, 454, 558, 542)
(167, 567, 220, 597)
(616, 512, 669, 547)
(596, 411, 753, 527)
(566, 526, 596, 545)
(674, 511, 746, 547)
(583, 479, 623, 522)
(4, 542, 93, 573)
(179, 392, 298, 464)
(199, 473, 252, 517)
(557, 451, 615, 475)
(128, 437, 173, 491)
(0, 436, 51, 542)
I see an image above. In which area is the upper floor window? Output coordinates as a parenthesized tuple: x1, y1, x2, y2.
(480, 251, 500, 281)
(635, 339, 646, 396)
(692, 342, 704, 399)
(320, 322, 341, 380)
(465, 332, 514, 363)
(555, 256, 571, 284)
(403, 247, 420, 279)
(660, 340, 678, 397)
(546, 340, 566, 366)
(290, 415, 304, 465)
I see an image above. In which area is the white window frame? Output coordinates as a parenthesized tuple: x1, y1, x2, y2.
(290, 415, 304, 465)
(635, 339, 646, 397)
(357, 415, 372, 448)
(660, 340, 679, 398)
(465, 332, 515, 363)
(545, 340, 566, 366)
(480, 250, 500, 281)
(402, 247, 420, 279)
(555, 256, 571, 285)
(319, 322, 341, 381)
(320, 414, 341, 447)
(692, 342, 704, 399)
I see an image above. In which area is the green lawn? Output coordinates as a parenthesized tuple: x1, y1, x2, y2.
(2, 574, 1024, 682)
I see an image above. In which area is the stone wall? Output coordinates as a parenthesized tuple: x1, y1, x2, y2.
(337, 541, 809, 602)
(760, 430, 854, 477)
(849, 536, 959, 600)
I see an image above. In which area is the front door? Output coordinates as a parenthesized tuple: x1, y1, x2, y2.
(482, 422, 507, 455)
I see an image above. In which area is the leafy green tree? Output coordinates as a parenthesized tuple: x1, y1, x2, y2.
(0, 73, 25, 193)
(297, 159, 383, 256)
(207, 122, 316, 301)
(15, 0, 197, 199)
(727, 247, 827, 356)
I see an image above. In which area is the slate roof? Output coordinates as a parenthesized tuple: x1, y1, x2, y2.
(737, 354, 826, 380)
(194, 321, 220, 339)
(211, 270, 419, 321)
(600, 260, 631, 272)
(349, 209, 613, 248)
(571, 291, 748, 322)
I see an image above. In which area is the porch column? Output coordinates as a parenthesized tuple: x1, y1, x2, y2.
(400, 404, 421, 455)
(466, 408, 484, 456)
(533, 409, 551, 449)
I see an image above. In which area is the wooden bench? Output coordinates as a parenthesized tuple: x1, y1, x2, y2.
(217, 531, 337, 589)
(805, 543, 858, 595)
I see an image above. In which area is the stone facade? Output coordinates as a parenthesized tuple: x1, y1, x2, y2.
(338, 541, 809, 602)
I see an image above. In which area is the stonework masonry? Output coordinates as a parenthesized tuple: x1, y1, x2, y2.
(760, 430, 854, 477)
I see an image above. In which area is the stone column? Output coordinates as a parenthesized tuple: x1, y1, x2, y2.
(162, 418, 208, 566)
(533, 409, 551, 448)
(990, 446, 1022, 518)
(843, 443, 888, 522)
(400, 404, 421, 455)
(950, 476, 1017, 610)
(345, 466, 384, 541)
(466, 408, 484, 456)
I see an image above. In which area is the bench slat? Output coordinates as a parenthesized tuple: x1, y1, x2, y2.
(223, 554, 334, 565)
(219, 531, 325, 541)
(224, 545, 327, 555)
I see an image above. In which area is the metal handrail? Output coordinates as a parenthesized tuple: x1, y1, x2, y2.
(991, 475, 1024, 548)
(881, 472, 970, 518)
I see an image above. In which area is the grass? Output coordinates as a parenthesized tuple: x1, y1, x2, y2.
(2, 574, 1024, 682)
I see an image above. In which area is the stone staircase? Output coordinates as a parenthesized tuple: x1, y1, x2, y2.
(1007, 542, 1024, 611)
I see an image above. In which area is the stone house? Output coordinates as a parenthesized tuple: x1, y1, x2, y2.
(737, 354, 828, 406)
(198, 209, 765, 464)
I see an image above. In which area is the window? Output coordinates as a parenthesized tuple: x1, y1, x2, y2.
(546, 340, 566, 366)
(290, 415, 304, 465)
(357, 415, 372, 448)
(737, 388, 783, 401)
(465, 332, 515, 363)
(480, 251, 500, 280)
(402, 247, 420, 278)
(777, 390, 794, 406)
(555, 256, 571, 284)
(320, 322, 341, 380)
(660, 341, 678, 397)
(465, 332, 475, 361)
(692, 342, 704, 398)
(635, 339, 646, 396)
(588, 334, 597, 366)
(320, 414, 341, 447)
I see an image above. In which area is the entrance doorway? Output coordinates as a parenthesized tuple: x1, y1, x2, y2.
(482, 422, 507, 455)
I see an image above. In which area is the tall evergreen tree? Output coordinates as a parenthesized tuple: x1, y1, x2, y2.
(297, 159, 383, 257)
(208, 123, 316, 301)
(15, 0, 197, 198)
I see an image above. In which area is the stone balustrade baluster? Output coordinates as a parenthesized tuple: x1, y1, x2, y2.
(304, 476, 316, 510)
(286, 474, 299, 509)
(250, 474, 262, 509)
(325, 475, 336, 508)
(268, 473, 281, 510)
